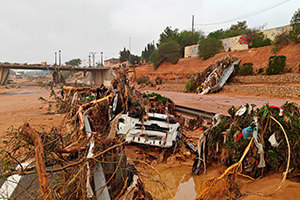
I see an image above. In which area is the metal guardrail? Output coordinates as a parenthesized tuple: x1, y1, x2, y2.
(175, 105, 215, 119)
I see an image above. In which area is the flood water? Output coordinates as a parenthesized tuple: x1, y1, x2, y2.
(144, 165, 224, 200)
(0, 86, 44, 96)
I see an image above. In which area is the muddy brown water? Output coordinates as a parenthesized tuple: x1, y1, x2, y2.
(143, 165, 224, 199)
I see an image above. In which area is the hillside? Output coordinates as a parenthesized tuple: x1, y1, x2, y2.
(135, 43, 300, 81)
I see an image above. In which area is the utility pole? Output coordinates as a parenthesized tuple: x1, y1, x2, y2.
(191, 15, 194, 45)
(55, 52, 57, 65)
(59, 50, 62, 66)
(129, 37, 131, 64)
(100, 52, 103, 67)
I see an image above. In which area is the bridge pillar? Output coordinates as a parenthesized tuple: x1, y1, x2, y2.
(0, 67, 10, 85)
(100, 68, 114, 86)
(77, 68, 114, 86)
(89, 68, 114, 86)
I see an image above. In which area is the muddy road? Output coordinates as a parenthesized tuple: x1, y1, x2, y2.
(143, 90, 300, 115)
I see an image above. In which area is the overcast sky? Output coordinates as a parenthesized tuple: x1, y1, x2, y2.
(0, 0, 299, 64)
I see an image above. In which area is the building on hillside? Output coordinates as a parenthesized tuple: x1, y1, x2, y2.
(184, 24, 292, 57)
(104, 58, 120, 68)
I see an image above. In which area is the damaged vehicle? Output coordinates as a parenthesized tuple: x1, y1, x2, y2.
(199, 55, 240, 95)
(117, 112, 180, 148)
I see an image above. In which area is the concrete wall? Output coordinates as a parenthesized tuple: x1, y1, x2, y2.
(184, 44, 199, 58)
(263, 25, 291, 41)
(221, 36, 248, 52)
(184, 24, 292, 57)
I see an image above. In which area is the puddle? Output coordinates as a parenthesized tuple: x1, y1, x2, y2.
(0, 92, 41, 96)
(143, 165, 224, 200)
(0, 86, 45, 96)
(43, 113, 61, 116)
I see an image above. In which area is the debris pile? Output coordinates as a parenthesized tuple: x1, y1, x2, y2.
(193, 102, 299, 199)
(185, 55, 240, 94)
(198, 55, 240, 94)
(0, 68, 202, 199)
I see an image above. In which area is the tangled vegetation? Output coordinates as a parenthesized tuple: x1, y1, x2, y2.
(194, 102, 299, 199)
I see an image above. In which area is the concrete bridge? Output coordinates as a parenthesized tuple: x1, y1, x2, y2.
(0, 64, 114, 86)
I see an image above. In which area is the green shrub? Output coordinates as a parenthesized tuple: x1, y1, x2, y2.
(184, 79, 197, 92)
(258, 68, 264, 74)
(272, 31, 291, 53)
(238, 63, 253, 75)
(137, 75, 150, 85)
(290, 8, 300, 43)
(198, 37, 223, 60)
(233, 64, 240, 75)
(150, 41, 181, 70)
(266, 55, 286, 75)
(251, 32, 272, 48)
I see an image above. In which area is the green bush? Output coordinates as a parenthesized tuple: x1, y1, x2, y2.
(258, 68, 264, 74)
(150, 41, 181, 70)
(266, 55, 286, 75)
(184, 79, 197, 92)
(251, 32, 272, 48)
(290, 8, 300, 43)
(233, 64, 240, 76)
(198, 37, 223, 60)
(238, 63, 253, 75)
(272, 31, 291, 53)
(137, 75, 150, 85)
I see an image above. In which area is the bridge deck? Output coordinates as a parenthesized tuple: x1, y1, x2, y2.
(0, 64, 110, 71)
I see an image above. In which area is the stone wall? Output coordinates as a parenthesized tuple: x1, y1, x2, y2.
(231, 74, 300, 84)
(224, 74, 300, 99)
(223, 85, 300, 99)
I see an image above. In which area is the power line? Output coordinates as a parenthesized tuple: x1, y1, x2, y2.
(195, 0, 293, 26)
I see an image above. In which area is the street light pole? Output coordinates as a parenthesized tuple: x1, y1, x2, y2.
(59, 50, 61, 66)
(129, 37, 131, 64)
(55, 52, 57, 65)
(101, 52, 103, 67)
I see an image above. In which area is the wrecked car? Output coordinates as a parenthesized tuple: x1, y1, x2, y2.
(117, 112, 180, 148)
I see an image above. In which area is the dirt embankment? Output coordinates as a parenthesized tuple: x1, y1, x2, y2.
(135, 43, 300, 81)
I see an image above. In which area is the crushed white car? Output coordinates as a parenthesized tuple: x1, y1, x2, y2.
(117, 113, 180, 148)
